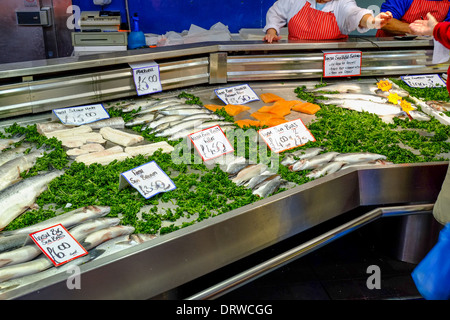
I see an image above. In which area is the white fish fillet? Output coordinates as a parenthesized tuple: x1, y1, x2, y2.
(0, 170, 64, 231)
(59, 132, 106, 148)
(74, 146, 123, 164)
(99, 127, 144, 147)
(43, 125, 92, 139)
(79, 152, 130, 166)
(125, 141, 174, 157)
(36, 122, 73, 135)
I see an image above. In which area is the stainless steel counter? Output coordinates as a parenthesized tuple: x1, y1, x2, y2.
(0, 38, 448, 300)
(0, 37, 447, 119)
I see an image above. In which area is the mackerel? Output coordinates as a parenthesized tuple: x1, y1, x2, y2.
(311, 83, 363, 93)
(155, 118, 212, 137)
(0, 170, 64, 231)
(289, 152, 339, 171)
(0, 205, 111, 237)
(146, 115, 185, 130)
(134, 98, 188, 115)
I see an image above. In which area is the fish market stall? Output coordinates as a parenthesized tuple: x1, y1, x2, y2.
(0, 38, 449, 300)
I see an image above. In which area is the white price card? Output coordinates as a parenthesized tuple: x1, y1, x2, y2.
(401, 74, 446, 88)
(214, 84, 259, 105)
(130, 61, 162, 96)
(189, 125, 234, 161)
(29, 224, 88, 267)
(119, 161, 176, 199)
(323, 51, 362, 78)
(258, 118, 315, 153)
(52, 104, 110, 125)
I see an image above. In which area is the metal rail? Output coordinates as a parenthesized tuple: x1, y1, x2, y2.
(186, 203, 434, 300)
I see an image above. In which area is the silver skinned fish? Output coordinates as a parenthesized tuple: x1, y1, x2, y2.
(306, 161, 347, 179)
(289, 152, 339, 171)
(0, 170, 64, 231)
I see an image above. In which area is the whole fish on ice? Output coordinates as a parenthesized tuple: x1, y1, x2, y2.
(0, 205, 111, 237)
(316, 93, 388, 104)
(318, 99, 404, 116)
(289, 152, 339, 171)
(0, 170, 64, 231)
(305, 161, 347, 179)
(252, 175, 282, 198)
(333, 152, 387, 163)
(231, 163, 268, 186)
(0, 135, 25, 151)
(0, 256, 53, 283)
(281, 147, 324, 166)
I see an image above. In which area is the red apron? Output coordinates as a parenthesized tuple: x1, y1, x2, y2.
(376, 0, 450, 37)
(288, 2, 348, 40)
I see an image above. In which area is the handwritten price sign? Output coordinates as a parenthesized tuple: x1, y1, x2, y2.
(130, 61, 162, 96)
(29, 224, 87, 266)
(401, 74, 446, 88)
(189, 125, 234, 161)
(52, 104, 110, 125)
(214, 84, 259, 105)
(323, 51, 362, 78)
(119, 161, 176, 199)
(258, 118, 315, 153)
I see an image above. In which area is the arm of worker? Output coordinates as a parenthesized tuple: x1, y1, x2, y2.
(263, 0, 295, 43)
(359, 11, 393, 29)
(378, 18, 411, 34)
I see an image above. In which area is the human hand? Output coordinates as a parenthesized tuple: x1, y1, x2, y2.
(263, 28, 282, 43)
(368, 11, 393, 29)
(409, 12, 438, 36)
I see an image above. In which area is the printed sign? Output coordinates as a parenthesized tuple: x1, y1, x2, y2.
(214, 84, 259, 105)
(258, 118, 315, 153)
(29, 224, 88, 267)
(323, 51, 362, 78)
(401, 74, 446, 88)
(119, 161, 176, 199)
(189, 125, 234, 161)
(52, 104, 110, 125)
(130, 61, 162, 96)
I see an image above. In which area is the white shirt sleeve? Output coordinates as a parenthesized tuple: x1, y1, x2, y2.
(334, 0, 373, 34)
(263, 0, 306, 34)
(263, 0, 373, 35)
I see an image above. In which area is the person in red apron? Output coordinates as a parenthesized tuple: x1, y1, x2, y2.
(410, 12, 450, 226)
(376, 0, 450, 37)
(263, 0, 392, 42)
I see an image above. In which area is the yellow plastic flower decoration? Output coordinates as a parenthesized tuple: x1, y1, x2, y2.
(377, 80, 392, 92)
(400, 99, 414, 114)
(388, 93, 402, 105)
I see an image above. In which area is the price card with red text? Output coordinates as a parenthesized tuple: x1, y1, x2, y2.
(258, 119, 315, 153)
(29, 224, 88, 267)
(189, 125, 234, 161)
(323, 51, 362, 78)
